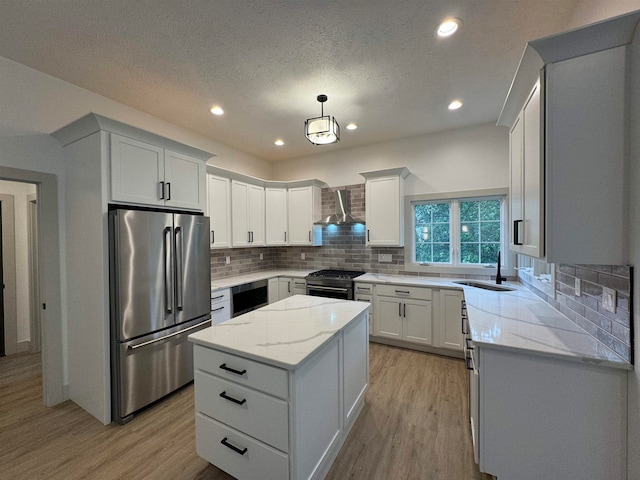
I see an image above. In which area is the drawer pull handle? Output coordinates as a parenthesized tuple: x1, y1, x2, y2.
(395, 290, 410, 294)
(221, 437, 248, 456)
(219, 391, 247, 406)
(465, 355, 474, 371)
(212, 294, 224, 301)
(211, 306, 225, 312)
(219, 363, 247, 376)
(465, 337, 474, 350)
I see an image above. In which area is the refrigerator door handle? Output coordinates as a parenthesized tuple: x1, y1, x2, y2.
(127, 320, 211, 350)
(175, 226, 184, 311)
(164, 226, 174, 314)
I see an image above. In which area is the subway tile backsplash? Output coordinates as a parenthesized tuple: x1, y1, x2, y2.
(522, 263, 633, 363)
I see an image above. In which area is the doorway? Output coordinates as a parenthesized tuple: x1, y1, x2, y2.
(0, 166, 63, 407)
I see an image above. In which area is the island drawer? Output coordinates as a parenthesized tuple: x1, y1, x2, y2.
(196, 412, 289, 480)
(194, 345, 289, 400)
(195, 370, 289, 452)
(376, 284, 432, 300)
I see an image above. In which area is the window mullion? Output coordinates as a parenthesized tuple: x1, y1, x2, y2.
(451, 200, 459, 265)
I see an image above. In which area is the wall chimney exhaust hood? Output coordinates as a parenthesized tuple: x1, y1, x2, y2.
(315, 189, 365, 225)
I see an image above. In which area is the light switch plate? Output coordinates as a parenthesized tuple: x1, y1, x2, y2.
(575, 278, 581, 297)
(225, 256, 230, 264)
(602, 287, 617, 314)
(301, 253, 305, 260)
(378, 253, 392, 263)
(259, 253, 263, 260)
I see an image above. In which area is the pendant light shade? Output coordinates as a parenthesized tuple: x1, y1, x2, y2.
(305, 95, 340, 145)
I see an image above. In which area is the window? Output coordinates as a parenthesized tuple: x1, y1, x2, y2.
(409, 193, 507, 271)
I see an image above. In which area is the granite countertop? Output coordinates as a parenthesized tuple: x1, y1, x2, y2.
(189, 295, 370, 369)
(211, 269, 316, 290)
(358, 273, 631, 370)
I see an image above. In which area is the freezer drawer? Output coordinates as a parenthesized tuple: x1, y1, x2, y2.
(112, 317, 210, 423)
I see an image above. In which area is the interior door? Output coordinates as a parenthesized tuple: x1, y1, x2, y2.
(110, 209, 174, 341)
(174, 213, 211, 325)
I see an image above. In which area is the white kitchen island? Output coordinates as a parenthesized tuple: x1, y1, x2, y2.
(188, 295, 370, 480)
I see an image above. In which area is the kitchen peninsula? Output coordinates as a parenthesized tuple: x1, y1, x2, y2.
(188, 295, 370, 480)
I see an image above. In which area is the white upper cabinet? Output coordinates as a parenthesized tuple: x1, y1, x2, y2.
(498, 12, 638, 264)
(110, 133, 206, 211)
(509, 79, 544, 258)
(265, 187, 288, 246)
(288, 185, 322, 246)
(232, 180, 265, 247)
(361, 168, 410, 247)
(206, 174, 232, 248)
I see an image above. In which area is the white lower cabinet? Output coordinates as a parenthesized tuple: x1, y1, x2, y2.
(477, 346, 627, 479)
(193, 312, 369, 480)
(434, 289, 464, 352)
(278, 277, 306, 300)
(210, 288, 231, 325)
(354, 282, 374, 334)
(268, 278, 279, 303)
(374, 285, 432, 345)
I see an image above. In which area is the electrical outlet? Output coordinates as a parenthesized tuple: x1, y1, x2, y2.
(378, 253, 392, 263)
(301, 253, 305, 260)
(225, 256, 230, 265)
(602, 286, 617, 314)
(575, 278, 581, 297)
(259, 253, 263, 260)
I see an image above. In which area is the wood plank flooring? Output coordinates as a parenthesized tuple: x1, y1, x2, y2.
(0, 344, 491, 480)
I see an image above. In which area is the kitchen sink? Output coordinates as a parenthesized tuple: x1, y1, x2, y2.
(453, 280, 515, 292)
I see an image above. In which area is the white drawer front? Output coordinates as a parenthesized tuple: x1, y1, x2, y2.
(195, 370, 289, 452)
(211, 301, 231, 325)
(376, 284, 432, 300)
(196, 413, 289, 480)
(194, 346, 289, 399)
(211, 288, 231, 305)
(354, 283, 373, 295)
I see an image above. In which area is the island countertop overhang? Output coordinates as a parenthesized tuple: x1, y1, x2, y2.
(189, 294, 371, 370)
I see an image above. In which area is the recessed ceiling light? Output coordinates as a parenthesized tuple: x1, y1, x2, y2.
(448, 100, 463, 110)
(346, 123, 358, 130)
(437, 18, 461, 37)
(274, 139, 284, 146)
(210, 106, 224, 115)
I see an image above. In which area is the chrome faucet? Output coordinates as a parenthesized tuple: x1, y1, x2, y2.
(496, 251, 507, 284)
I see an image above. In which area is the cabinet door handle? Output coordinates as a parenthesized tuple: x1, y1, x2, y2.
(465, 337, 474, 350)
(288, 281, 291, 293)
(398, 302, 402, 317)
(367, 229, 370, 242)
(248, 231, 251, 243)
(284, 231, 287, 242)
(166, 182, 171, 201)
(403, 303, 406, 317)
(221, 437, 248, 456)
(309, 230, 311, 242)
(159, 181, 165, 200)
(461, 316, 468, 335)
(513, 220, 523, 245)
(219, 391, 247, 406)
(219, 363, 247, 376)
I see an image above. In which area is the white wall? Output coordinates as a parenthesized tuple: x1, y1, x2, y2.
(272, 123, 508, 193)
(0, 180, 36, 345)
(627, 19, 640, 480)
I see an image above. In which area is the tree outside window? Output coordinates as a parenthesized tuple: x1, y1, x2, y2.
(460, 199, 501, 264)
(414, 202, 450, 263)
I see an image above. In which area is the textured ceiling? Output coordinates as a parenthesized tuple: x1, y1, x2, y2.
(0, 0, 608, 161)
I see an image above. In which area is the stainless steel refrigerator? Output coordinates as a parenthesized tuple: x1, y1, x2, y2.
(109, 208, 211, 424)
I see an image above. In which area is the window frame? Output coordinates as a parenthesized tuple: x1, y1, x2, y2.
(404, 188, 511, 275)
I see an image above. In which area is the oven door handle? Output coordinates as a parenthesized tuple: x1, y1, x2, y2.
(307, 285, 349, 293)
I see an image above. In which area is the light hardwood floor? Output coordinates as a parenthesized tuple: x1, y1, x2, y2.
(0, 344, 491, 480)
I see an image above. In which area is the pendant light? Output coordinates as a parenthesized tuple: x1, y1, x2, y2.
(305, 94, 340, 145)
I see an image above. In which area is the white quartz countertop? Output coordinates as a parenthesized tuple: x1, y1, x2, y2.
(211, 269, 315, 291)
(358, 273, 631, 370)
(189, 295, 370, 369)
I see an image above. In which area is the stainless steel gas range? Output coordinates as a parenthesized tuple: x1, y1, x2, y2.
(305, 269, 366, 300)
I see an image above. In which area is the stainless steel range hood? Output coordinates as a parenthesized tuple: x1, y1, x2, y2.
(315, 189, 365, 225)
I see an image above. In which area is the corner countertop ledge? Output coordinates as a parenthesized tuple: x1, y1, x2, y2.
(189, 295, 370, 369)
(211, 269, 315, 291)
(357, 273, 631, 370)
